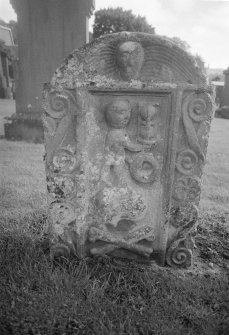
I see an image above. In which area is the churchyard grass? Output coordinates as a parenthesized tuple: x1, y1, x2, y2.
(200, 117, 229, 213)
(0, 118, 229, 335)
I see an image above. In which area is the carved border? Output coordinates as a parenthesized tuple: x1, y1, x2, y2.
(166, 90, 213, 268)
(42, 87, 213, 266)
(42, 88, 82, 258)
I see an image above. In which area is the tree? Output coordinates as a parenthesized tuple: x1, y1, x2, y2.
(93, 7, 155, 39)
(170, 36, 206, 73)
(212, 75, 221, 81)
(194, 54, 206, 73)
(170, 37, 191, 52)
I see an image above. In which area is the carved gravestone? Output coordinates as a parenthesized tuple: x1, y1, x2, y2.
(42, 32, 214, 268)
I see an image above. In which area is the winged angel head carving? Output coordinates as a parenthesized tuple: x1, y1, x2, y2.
(116, 41, 144, 80)
(84, 33, 207, 84)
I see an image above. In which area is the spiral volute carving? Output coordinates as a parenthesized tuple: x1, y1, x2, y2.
(176, 149, 198, 175)
(46, 91, 70, 119)
(166, 245, 192, 268)
(53, 149, 77, 173)
(187, 93, 212, 122)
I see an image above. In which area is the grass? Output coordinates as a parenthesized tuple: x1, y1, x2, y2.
(0, 140, 47, 219)
(0, 240, 228, 335)
(200, 117, 229, 213)
(0, 118, 229, 335)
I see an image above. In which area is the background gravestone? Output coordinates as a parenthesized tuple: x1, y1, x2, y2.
(42, 32, 214, 268)
(6, 0, 95, 142)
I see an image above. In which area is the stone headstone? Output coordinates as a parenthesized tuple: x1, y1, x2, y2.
(42, 32, 214, 268)
(223, 67, 229, 107)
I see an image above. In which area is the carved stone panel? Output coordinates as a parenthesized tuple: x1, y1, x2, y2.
(43, 32, 214, 268)
(84, 92, 172, 262)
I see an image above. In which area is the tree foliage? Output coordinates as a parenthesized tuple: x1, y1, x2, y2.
(170, 36, 205, 72)
(194, 54, 205, 73)
(170, 37, 191, 52)
(93, 7, 155, 39)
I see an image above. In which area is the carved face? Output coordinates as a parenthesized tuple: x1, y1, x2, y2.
(140, 105, 158, 122)
(106, 100, 131, 129)
(116, 41, 144, 80)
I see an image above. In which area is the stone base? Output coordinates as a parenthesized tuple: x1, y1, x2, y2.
(215, 106, 229, 119)
(4, 113, 44, 143)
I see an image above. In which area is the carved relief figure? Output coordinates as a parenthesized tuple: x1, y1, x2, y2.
(116, 41, 144, 80)
(94, 99, 148, 228)
(137, 103, 159, 145)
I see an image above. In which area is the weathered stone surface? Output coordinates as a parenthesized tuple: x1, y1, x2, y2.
(42, 32, 215, 268)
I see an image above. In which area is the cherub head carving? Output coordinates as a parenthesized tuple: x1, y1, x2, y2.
(139, 103, 159, 122)
(105, 99, 131, 129)
(116, 41, 144, 81)
(138, 103, 160, 144)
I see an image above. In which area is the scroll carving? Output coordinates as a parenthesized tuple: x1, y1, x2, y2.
(166, 204, 198, 268)
(169, 204, 198, 229)
(166, 240, 193, 268)
(42, 89, 78, 165)
(45, 145, 78, 258)
(173, 177, 201, 202)
(48, 201, 82, 258)
(47, 91, 70, 119)
(167, 92, 213, 268)
(42, 90, 80, 258)
(182, 92, 213, 161)
(176, 149, 198, 175)
(47, 175, 76, 199)
(53, 148, 77, 173)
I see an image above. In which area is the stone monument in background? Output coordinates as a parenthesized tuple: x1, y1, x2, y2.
(215, 67, 229, 119)
(42, 32, 214, 268)
(5, 0, 95, 142)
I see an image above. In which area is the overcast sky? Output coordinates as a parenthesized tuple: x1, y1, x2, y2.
(0, 0, 228, 69)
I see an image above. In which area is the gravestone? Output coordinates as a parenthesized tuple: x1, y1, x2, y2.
(216, 67, 229, 119)
(222, 67, 229, 107)
(42, 32, 214, 268)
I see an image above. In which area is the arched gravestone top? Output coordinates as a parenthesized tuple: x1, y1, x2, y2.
(43, 32, 214, 268)
(51, 32, 207, 89)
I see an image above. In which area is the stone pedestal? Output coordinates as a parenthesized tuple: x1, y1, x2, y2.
(42, 32, 214, 268)
(6, 0, 94, 142)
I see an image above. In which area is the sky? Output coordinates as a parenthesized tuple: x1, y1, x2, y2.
(0, 0, 229, 69)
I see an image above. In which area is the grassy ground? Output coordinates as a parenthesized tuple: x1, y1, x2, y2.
(0, 118, 229, 335)
(200, 117, 229, 214)
(0, 140, 47, 220)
